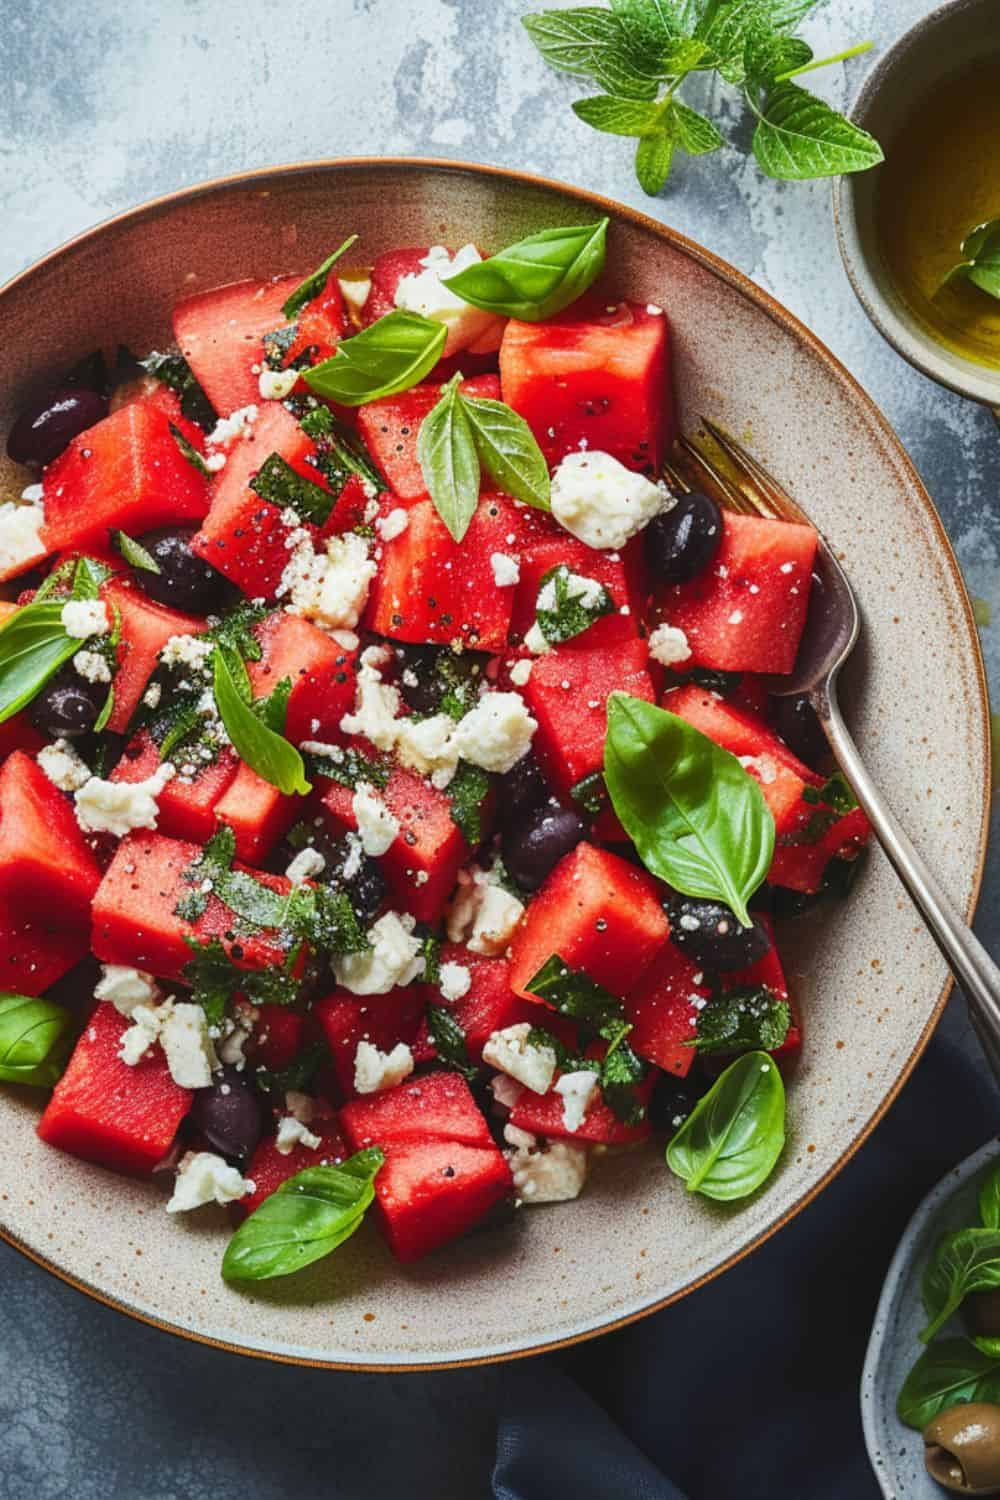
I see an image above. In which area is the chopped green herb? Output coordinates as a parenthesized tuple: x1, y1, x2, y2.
(249, 451, 335, 525)
(535, 563, 614, 645)
(139, 350, 216, 430)
(302, 742, 389, 789)
(570, 769, 609, 816)
(112, 530, 162, 574)
(693, 986, 792, 1057)
(169, 421, 212, 479)
(525, 953, 627, 1040)
(447, 760, 492, 846)
(426, 1005, 478, 1083)
(262, 324, 299, 372)
(255, 1043, 327, 1098)
(282, 234, 359, 320)
(599, 1036, 647, 1125)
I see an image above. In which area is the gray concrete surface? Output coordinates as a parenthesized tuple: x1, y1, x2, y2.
(0, 1, 997, 1495)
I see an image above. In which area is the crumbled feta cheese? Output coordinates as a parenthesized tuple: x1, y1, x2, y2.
(37, 738, 91, 793)
(352, 781, 400, 856)
(72, 648, 112, 683)
(550, 450, 669, 549)
(554, 1069, 600, 1132)
(483, 1022, 557, 1094)
(282, 530, 377, 631)
(204, 451, 227, 473)
(258, 367, 299, 401)
(216, 1002, 258, 1067)
(60, 598, 109, 639)
(342, 832, 364, 882)
(739, 753, 778, 786)
(160, 1002, 218, 1089)
(119, 1003, 164, 1065)
(394, 713, 460, 788)
(339, 275, 372, 312)
(160, 633, 213, 671)
(490, 1074, 524, 1111)
(647, 623, 692, 667)
(285, 846, 326, 885)
(447, 865, 525, 956)
(438, 961, 472, 1003)
(490, 552, 520, 587)
(143, 681, 163, 710)
(353, 1040, 414, 1095)
(523, 621, 551, 655)
(95, 964, 158, 1016)
(393, 244, 499, 356)
(166, 1150, 250, 1212)
(20, 483, 44, 503)
(504, 1132, 588, 1203)
(207, 405, 258, 447)
(508, 658, 533, 687)
(451, 691, 536, 774)
(332, 911, 424, 994)
(340, 648, 401, 750)
(376, 507, 409, 542)
(539, 569, 604, 612)
(285, 1091, 314, 1124)
(75, 762, 175, 836)
(275, 1115, 323, 1155)
(0, 500, 45, 576)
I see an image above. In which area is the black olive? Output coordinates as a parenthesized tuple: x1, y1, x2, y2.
(133, 526, 231, 613)
(7, 385, 109, 468)
(648, 1068, 709, 1135)
(392, 643, 488, 717)
(770, 692, 827, 767)
(272, 828, 387, 924)
(498, 754, 550, 822)
(29, 665, 107, 740)
(644, 490, 722, 584)
(503, 802, 587, 891)
(189, 1067, 264, 1162)
(667, 896, 772, 972)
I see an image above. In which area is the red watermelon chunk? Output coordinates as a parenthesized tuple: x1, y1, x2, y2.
(362, 247, 434, 326)
(0, 751, 101, 936)
(658, 511, 818, 675)
(0, 711, 44, 764)
(499, 299, 671, 471)
(413, 944, 539, 1064)
(214, 762, 299, 866)
(111, 731, 238, 844)
(242, 1109, 347, 1216)
(365, 1138, 512, 1263)
(509, 533, 643, 649)
(102, 578, 207, 736)
(41, 402, 210, 555)
(339, 1072, 493, 1151)
(624, 938, 710, 1077)
(173, 275, 299, 417)
(245, 1004, 305, 1072)
(248, 611, 357, 746)
(280, 274, 348, 369)
(0, 910, 88, 997)
(314, 989, 425, 1101)
(520, 637, 655, 796)
(509, 842, 668, 1001)
(37, 1001, 191, 1176)
(508, 1044, 654, 1145)
(356, 375, 500, 500)
(768, 805, 871, 895)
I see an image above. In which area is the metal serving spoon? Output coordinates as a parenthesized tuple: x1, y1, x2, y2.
(666, 419, 1000, 1084)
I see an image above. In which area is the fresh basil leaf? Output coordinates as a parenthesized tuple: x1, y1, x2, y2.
(571, 95, 661, 135)
(525, 954, 627, 1039)
(921, 1227, 1000, 1343)
(448, 760, 492, 846)
(522, 8, 625, 77)
(208, 600, 268, 663)
(255, 676, 292, 736)
(255, 1043, 327, 1098)
(426, 1005, 479, 1083)
(169, 422, 211, 479)
(71, 555, 113, 600)
(221, 1149, 384, 1282)
(634, 130, 675, 194)
(417, 377, 480, 543)
(303, 310, 447, 406)
(693, 985, 791, 1057)
(897, 1339, 1000, 1431)
(92, 685, 115, 735)
(666, 1050, 785, 1200)
(441, 219, 608, 322)
(670, 99, 724, 153)
(212, 646, 311, 797)
(282, 234, 359, 320)
(980, 1165, 1000, 1230)
(463, 397, 552, 512)
(113, 530, 162, 574)
(536, 564, 614, 645)
(249, 452, 334, 524)
(751, 81, 884, 179)
(943, 219, 1000, 302)
(0, 994, 75, 1087)
(0, 602, 80, 724)
(604, 694, 774, 928)
(140, 350, 216, 431)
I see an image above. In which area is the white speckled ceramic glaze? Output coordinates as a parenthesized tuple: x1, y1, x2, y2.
(0, 161, 989, 1370)
(862, 1139, 1000, 1499)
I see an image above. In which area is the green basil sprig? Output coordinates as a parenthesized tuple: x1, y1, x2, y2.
(441, 219, 608, 321)
(920, 1227, 1000, 1344)
(604, 695, 775, 928)
(221, 1150, 384, 1282)
(303, 310, 446, 406)
(666, 1051, 785, 1201)
(0, 994, 75, 1088)
(942, 219, 1000, 303)
(418, 375, 550, 542)
(282, 233, 359, 320)
(0, 556, 116, 725)
(212, 646, 311, 796)
(897, 1338, 1000, 1431)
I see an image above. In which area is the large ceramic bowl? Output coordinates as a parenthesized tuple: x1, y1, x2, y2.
(0, 159, 989, 1370)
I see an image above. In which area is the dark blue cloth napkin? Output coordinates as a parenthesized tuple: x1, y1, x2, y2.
(493, 1027, 996, 1500)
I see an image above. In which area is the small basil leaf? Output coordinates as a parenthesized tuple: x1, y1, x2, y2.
(897, 1339, 1000, 1431)
(634, 130, 675, 195)
(571, 95, 662, 136)
(921, 1227, 1000, 1343)
(282, 234, 359, 321)
(981, 1164, 1000, 1230)
(221, 1149, 384, 1282)
(212, 646, 311, 796)
(693, 986, 791, 1057)
(417, 378, 481, 542)
(535, 563, 614, 645)
(169, 422, 211, 478)
(426, 1004, 479, 1083)
(0, 994, 75, 1087)
(463, 397, 551, 511)
(441, 219, 608, 322)
(751, 81, 884, 180)
(71, 556, 113, 600)
(113, 530, 162, 574)
(303, 310, 447, 406)
(0, 602, 80, 724)
(666, 1050, 785, 1201)
(92, 685, 115, 735)
(943, 219, 1000, 302)
(604, 694, 774, 928)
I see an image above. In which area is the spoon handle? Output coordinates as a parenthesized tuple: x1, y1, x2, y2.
(817, 683, 1000, 1086)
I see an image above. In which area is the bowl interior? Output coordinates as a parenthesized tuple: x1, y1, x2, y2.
(837, 0, 1000, 406)
(0, 161, 989, 1369)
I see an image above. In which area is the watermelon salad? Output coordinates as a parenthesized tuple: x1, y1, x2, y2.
(0, 221, 871, 1281)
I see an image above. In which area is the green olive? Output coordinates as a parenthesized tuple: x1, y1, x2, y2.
(924, 1404, 1000, 1493)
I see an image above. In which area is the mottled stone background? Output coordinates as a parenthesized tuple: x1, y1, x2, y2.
(0, 1, 997, 1495)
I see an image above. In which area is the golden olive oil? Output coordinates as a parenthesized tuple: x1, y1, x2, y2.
(875, 57, 1000, 369)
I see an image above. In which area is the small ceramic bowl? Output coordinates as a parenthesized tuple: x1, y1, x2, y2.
(834, 0, 1000, 410)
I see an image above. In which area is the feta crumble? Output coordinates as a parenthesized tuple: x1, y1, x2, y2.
(281, 530, 377, 631)
(60, 598, 109, 639)
(447, 865, 524, 956)
(160, 1001, 218, 1089)
(647, 623, 692, 667)
(37, 739, 91, 793)
(352, 781, 400, 856)
(438, 961, 472, 1003)
(376, 507, 409, 542)
(450, 691, 536, 774)
(340, 646, 401, 750)
(333, 910, 424, 995)
(275, 1115, 323, 1155)
(258, 367, 299, 401)
(394, 712, 460, 788)
(508, 658, 533, 687)
(0, 499, 45, 576)
(503, 1127, 589, 1203)
(166, 1151, 250, 1212)
(353, 1040, 415, 1095)
(490, 552, 520, 587)
(72, 648, 111, 683)
(75, 762, 175, 837)
(160, 633, 213, 671)
(94, 964, 159, 1016)
(285, 846, 326, 885)
(550, 450, 669, 550)
(393, 244, 499, 356)
(207, 405, 258, 447)
(554, 1070, 600, 1133)
(483, 1022, 557, 1095)
(119, 1003, 164, 1065)
(523, 621, 551, 655)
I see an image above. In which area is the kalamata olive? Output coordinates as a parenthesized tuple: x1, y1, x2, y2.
(392, 643, 488, 718)
(189, 1068, 264, 1162)
(7, 385, 109, 468)
(924, 1403, 1000, 1494)
(498, 754, 550, 822)
(29, 665, 107, 740)
(771, 692, 827, 767)
(270, 827, 386, 923)
(134, 526, 231, 613)
(667, 896, 772, 972)
(503, 802, 587, 891)
(644, 490, 722, 584)
(648, 1069, 707, 1135)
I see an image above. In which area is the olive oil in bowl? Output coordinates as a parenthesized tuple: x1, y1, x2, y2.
(875, 57, 1000, 370)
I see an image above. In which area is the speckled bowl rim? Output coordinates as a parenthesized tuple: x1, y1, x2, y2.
(0, 156, 989, 1372)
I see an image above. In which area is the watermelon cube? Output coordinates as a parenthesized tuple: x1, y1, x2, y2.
(624, 938, 710, 1076)
(242, 1109, 347, 1216)
(657, 511, 818, 675)
(356, 375, 500, 500)
(509, 533, 642, 650)
(768, 805, 871, 895)
(173, 274, 299, 417)
(508, 1053, 653, 1146)
(213, 762, 300, 866)
(499, 299, 671, 472)
(339, 1072, 493, 1150)
(111, 731, 238, 844)
(0, 711, 44, 764)
(413, 944, 539, 1064)
(246, 1005, 305, 1072)
(37, 1001, 191, 1176)
(314, 988, 425, 1101)
(0, 910, 88, 997)
(508, 842, 669, 1001)
(103, 578, 207, 735)
(248, 611, 357, 746)
(0, 751, 101, 937)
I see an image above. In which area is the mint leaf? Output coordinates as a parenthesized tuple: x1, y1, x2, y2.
(447, 760, 492, 846)
(634, 130, 675, 194)
(113, 530, 162, 574)
(522, 8, 625, 77)
(282, 234, 358, 320)
(303, 310, 447, 406)
(249, 452, 334, 524)
(572, 94, 662, 135)
(693, 986, 791, 1056)
(600, 1036, 647, 1124)
(570, 769, 610, 816)
(751, 81, 884, 179)
(303, 742, 389, 790)
(525, 954, 627, 1038)
(536, 563, 614, 646)
(426, 1005, 479, 1083)
(670, 99, 724, 154)
(255, 1043, 326, 1098)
